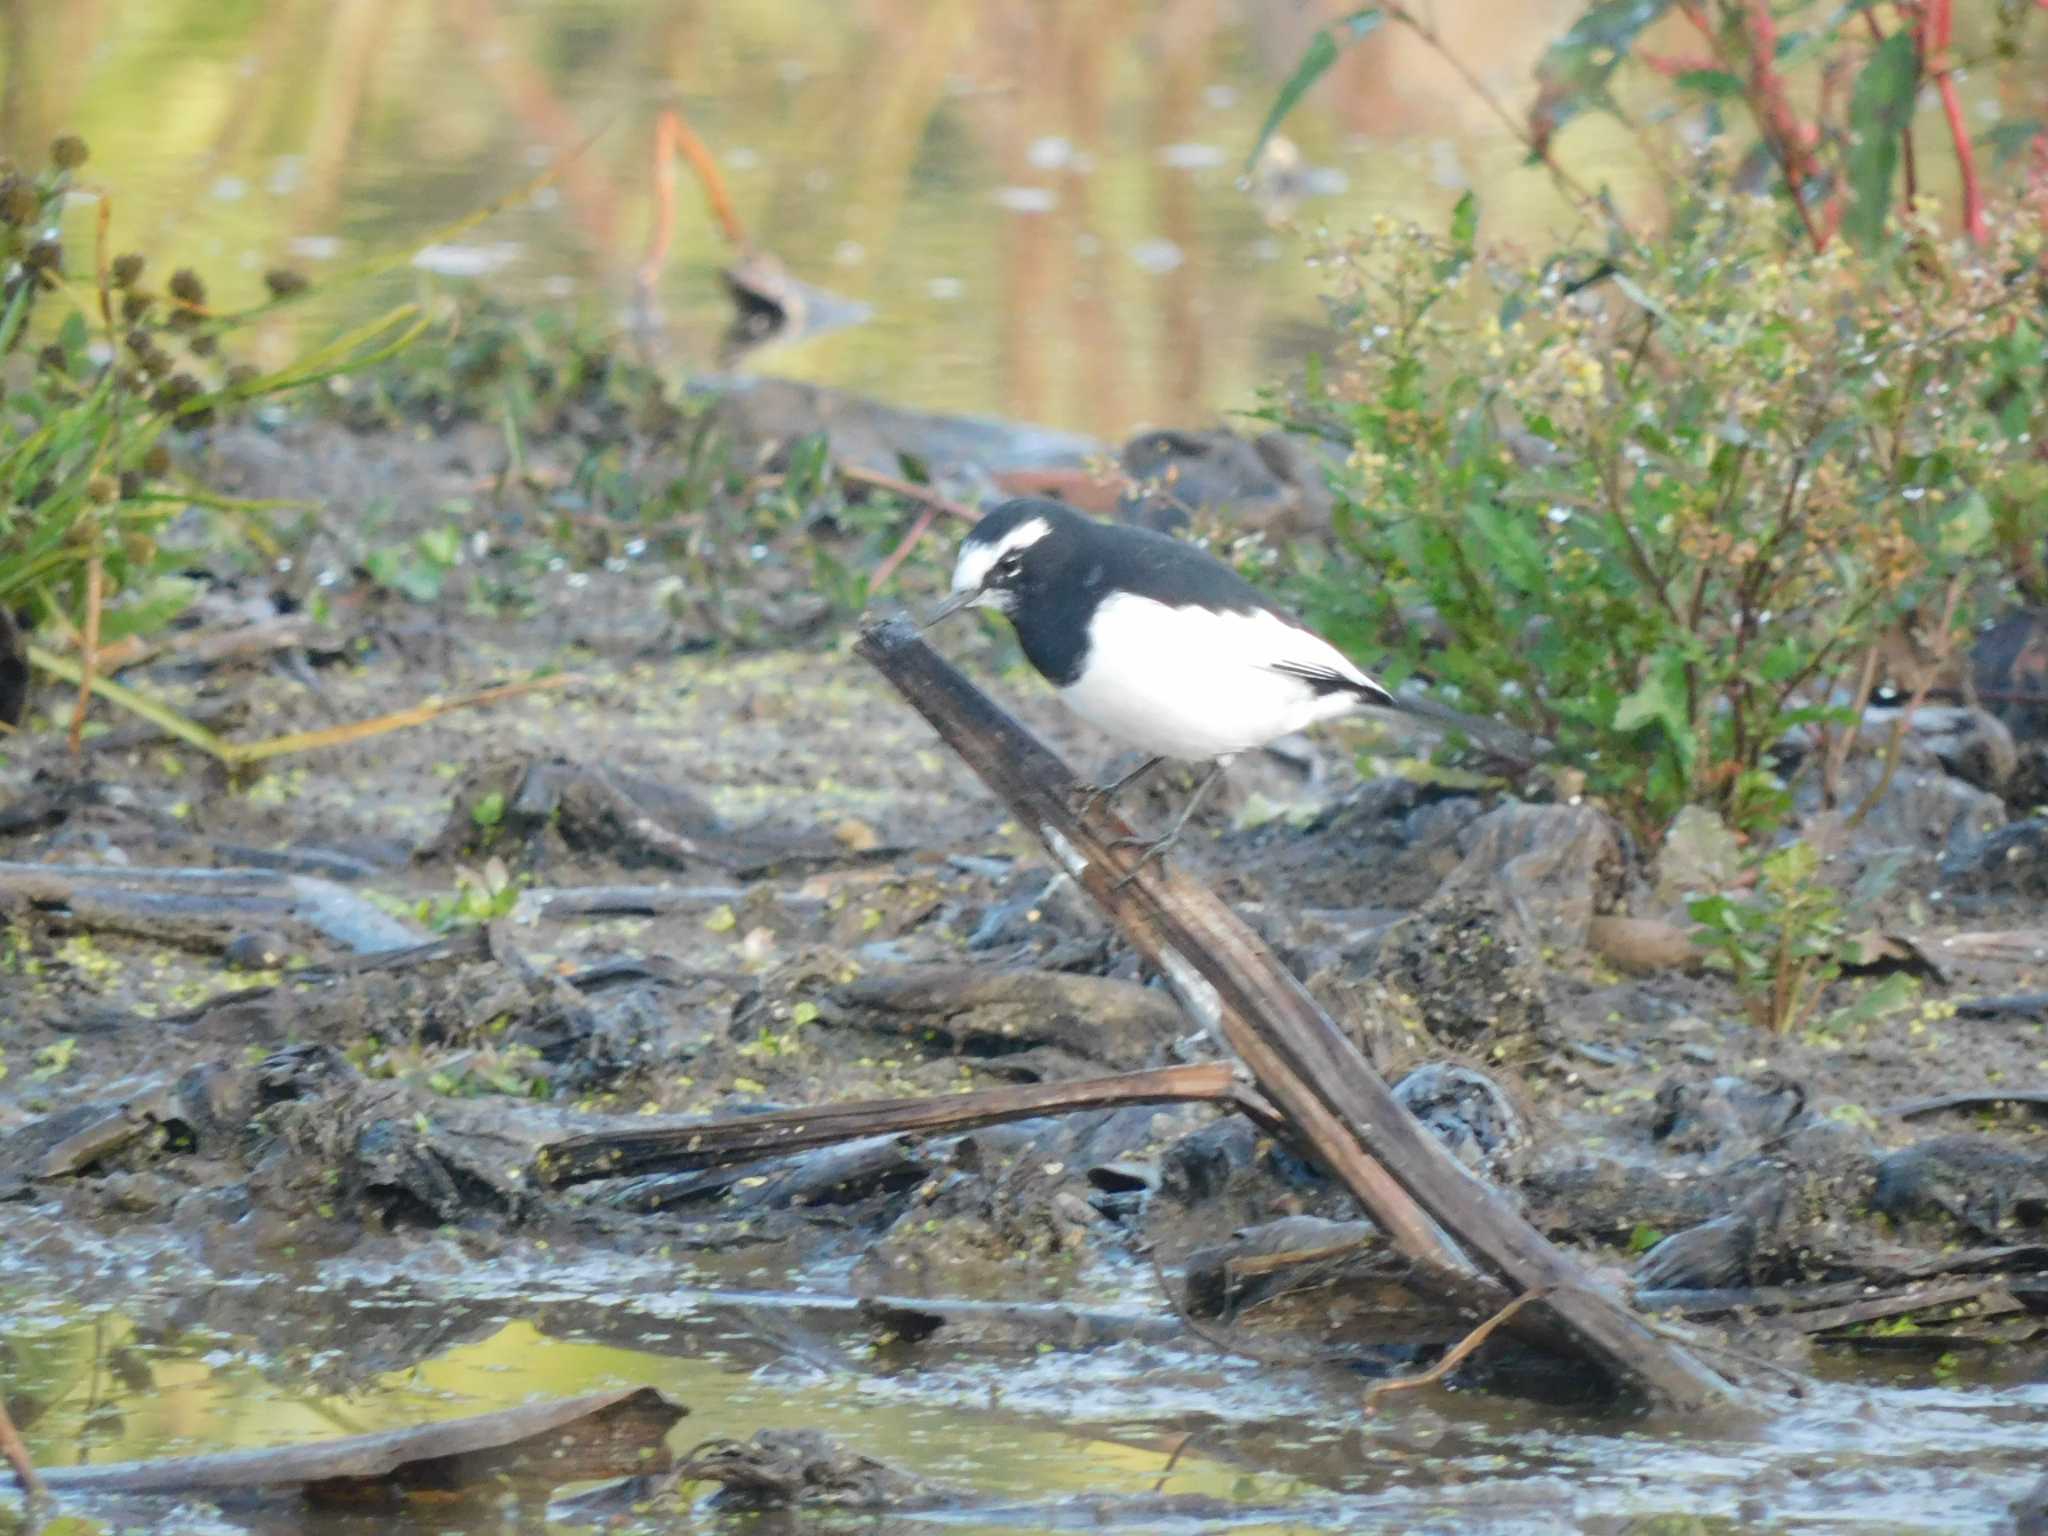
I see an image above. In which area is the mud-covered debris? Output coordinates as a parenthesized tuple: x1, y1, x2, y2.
(1525, 1121, 1881, 1281)
(1587, 915, 1703, 974)
(1872, 1135, 2048, 1242)
(1799, 758, 2005, 858)
(1115, 426, 1334, 535)
(37, 1387, 684, 1505)
(1392, 1063, 1527, 1176)
(2015, 1471, 2048, 1536)
(1440, 800, 1629, 953)
(1254, 778, 1486, 912)
(603, 1134, 929, 1215)
(1634, 1183, 1788, 1291)
(426, 751, 724, 871)
(261, 1076, 608, 1230)
(0, 860, 421, 955)
(717, 249, 872, 361)
(1652, 1073, 1809, 1160)
(1972, 606, 2048, 742)
(805, 962, 1184, 1074)
(1941, 816, 2048, 899)
(1377, 888, 1552, 1057)
(0, 1047, 349, 1194)
(1180, 1214, 1375, 1317)
(700, 373, 1096, 481)
(1891, 704, 2020, 791)
(853, 1104, 1193, 1291)
(967, 866, 1106, 960)
(1654, 805, 1746, 907)
(679, 1428, 935, 1510)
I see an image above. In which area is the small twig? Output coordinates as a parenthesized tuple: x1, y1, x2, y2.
(1384, 5, 1614, 234)
(654, 107, 748, 256)
(1819, 641, 1884, 807)
(0, 1394, 44, 1497)
(1361, 1287, 1553, 1413)
(868, 499, 944, 596)
(1879, 1089, 2048, 1120)
(755, 461, 981, 596)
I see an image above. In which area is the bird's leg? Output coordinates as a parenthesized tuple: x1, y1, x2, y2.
(1069, 754, 1166, 819)
(1110, 759, 1229, 885)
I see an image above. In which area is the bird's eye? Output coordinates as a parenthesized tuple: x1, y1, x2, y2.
(995, 553, 1022, 579)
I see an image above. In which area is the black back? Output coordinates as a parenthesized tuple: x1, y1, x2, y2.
(961, 498, 1331, 688)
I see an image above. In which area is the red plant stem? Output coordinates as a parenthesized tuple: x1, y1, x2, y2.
(1737, 0, 1830, 249)
(1918, 0, 1986, 241)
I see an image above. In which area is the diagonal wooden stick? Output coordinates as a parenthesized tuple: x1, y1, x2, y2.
(855, 616, 1746, 1415)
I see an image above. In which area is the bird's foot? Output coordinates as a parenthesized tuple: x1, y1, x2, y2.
(1069, 779, 1125, 820)
(1068, 755, 1166, 822)
(1107, 828, 1182, 887)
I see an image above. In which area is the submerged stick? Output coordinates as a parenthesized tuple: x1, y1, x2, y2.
(536, 1063, 1271, 1187)
(0, 1395, 43, 1497)
(34, 1388, 682, 1500)
(856, 615, 1743, 1415)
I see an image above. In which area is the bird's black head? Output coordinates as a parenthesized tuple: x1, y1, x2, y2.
(924, 498, 1087, 627)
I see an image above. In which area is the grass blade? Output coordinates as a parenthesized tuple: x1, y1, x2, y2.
(1245, 9, 1383, 175)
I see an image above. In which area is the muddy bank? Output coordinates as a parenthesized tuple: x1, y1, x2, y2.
(4, 393, 2048, 1529)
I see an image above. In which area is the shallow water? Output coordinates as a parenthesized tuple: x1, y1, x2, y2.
(27, 0, 2035, 438)
(6, 1234, 2046, 1533)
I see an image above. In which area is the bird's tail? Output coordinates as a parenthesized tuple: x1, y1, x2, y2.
(1378, 691, 1553, 767)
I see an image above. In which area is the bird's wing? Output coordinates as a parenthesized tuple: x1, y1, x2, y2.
(1268, 656, 1394, 705)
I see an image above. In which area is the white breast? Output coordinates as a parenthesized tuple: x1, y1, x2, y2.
(1057, 593, 1376, 761)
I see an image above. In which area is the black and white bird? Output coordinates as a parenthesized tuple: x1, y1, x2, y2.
(924, 497, 1400, 863)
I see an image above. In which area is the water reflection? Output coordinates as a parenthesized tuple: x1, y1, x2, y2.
(7, 0, 1962, 436)
(5, 1265, 2047, 1532)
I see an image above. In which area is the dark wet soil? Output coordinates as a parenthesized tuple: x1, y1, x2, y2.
(4, 398, 2048, 1534)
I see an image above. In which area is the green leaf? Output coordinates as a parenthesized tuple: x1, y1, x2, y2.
(1613, 653, 1693, 768)
(98, 575, 200, 643)
(1530, 0, 1675, 141)
(1980, 118, 2046, 169)
(1815, 972, 1919, 1038)
(782, 432, 833, 503)
(1244, 8, 1383, 175)
(1436, 191, 1479, 279)
(1675, 69, 1744, 100)
(1842, 31, 1919, 251)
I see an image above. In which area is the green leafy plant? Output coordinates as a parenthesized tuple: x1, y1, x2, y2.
(1254, 2, 2046, 253)
(1686, 841, 1924, 1035)
(365, 522, 465, 604)
(1279, 186, 2044, 838)
(415, 858, 523, 931)
(1688, 841, 1844, 1034)
(3, 138, 586, 750)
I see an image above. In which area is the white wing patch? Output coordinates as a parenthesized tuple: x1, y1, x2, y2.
(951, 515, 1052, 596)
(1058, 594, 1388, 760)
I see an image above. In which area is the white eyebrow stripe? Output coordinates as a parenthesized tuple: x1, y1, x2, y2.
(950, 515, 1051, 592)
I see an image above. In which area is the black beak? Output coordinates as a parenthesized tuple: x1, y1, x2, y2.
(922, 587, 980, 630)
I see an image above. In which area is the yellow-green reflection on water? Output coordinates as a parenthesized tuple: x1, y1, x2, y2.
(13, 1308, 1334, 1535)
(16, 1, 2039, 439)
